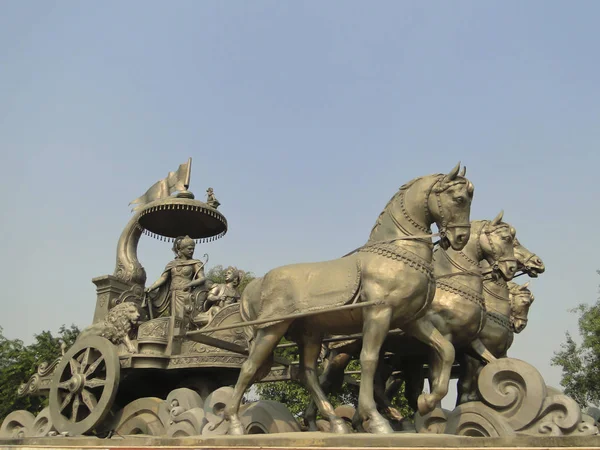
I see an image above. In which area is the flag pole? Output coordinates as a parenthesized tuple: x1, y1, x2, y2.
(185, 157, 192, 189)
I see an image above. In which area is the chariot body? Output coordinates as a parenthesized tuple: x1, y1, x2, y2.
(11, 160, 300, 437)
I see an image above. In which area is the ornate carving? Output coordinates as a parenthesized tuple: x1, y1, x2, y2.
(443, 358, 598, 437)
(445, 402, 515, 437)
(168, 355, 246, 368)
(113, 284, 145, 308)
(18, 357, 62, 397)
(477, 358, 547, 430)
(112, 397, 170, 436)
(98, 293, 109, 308)
(414, 407, 450, 434)
(138, 317, 170, 342)
(0, 411, 35, 438)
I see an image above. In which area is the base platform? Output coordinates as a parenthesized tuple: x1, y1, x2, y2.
(2, 432, 600, 450)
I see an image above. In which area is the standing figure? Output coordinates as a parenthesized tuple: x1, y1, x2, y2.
(145, 236, 207, 326)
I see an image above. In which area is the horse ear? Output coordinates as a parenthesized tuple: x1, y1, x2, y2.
(491, 210, 504, 226)
(522, 281, 530, 289)
(510, 226, 516, 237)
(459, 166, 467, 177)
(446, 162, 461, 181)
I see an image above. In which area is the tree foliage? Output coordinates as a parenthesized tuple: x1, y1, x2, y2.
(0, 325, 80, 422)
(552, 271, 600, 408)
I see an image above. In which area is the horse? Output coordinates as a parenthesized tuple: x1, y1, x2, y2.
(225, 164, 474, 435)
(513, 237, 545, 277)
(303, 213, 519, 429)
(456, 239, 542, 405)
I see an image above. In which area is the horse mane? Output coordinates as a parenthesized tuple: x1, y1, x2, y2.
(369, 174, 441, 239)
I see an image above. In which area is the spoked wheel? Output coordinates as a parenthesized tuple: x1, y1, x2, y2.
(49, 336, 120, 436)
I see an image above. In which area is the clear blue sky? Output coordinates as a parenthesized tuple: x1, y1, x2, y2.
(1, 1, 599, 406)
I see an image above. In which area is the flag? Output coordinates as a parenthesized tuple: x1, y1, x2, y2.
(129, 158, 192, 211)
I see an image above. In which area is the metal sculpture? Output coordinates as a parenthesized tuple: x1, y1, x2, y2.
(2, 158, 594, 443)
(224, 164, 475, 435)
(304, 214, 519, 428)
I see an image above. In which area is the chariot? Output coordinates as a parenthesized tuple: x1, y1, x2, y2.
(11, 159, 301, 437)
(4, 160, 596, 441)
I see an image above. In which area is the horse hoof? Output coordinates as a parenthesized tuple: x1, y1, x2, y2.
(329, 418, 350, 434)
(417, 393, 436, 415)
(366, 416, 393, 434)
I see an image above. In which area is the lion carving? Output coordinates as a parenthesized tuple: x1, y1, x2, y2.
(77, 302, 140, 353)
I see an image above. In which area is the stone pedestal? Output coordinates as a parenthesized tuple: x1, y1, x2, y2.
(91, 275, 136, 324)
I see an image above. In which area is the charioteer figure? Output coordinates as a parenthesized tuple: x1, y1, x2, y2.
(145, 236, 208, 320)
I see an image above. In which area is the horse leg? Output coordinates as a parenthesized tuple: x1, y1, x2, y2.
(299, 332, 350, 434)
(303, 349, 351, 431)
(456, 353, 481, 405)
(468, 338, 497, 364)
(225, 321, 290, 435)
(398, 361, 424, 413)
(373, 360, 403, 422)
(404, 320, 454, 415)
(358, 306, 394, 434)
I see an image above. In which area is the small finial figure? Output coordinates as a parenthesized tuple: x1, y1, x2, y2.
(206, 187, 220, 209)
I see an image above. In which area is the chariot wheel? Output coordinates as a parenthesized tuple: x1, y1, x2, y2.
(49, 336, 120, 436)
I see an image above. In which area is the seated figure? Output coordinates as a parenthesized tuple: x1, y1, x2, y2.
(193, 266, 244, 326)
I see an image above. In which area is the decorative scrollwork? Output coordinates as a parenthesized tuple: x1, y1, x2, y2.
(0, 410, 35, 438)
(443, 358, 597, 437)
(445, 403, 515, 437)
(477, 358, 546, 430)
(414, 407, 449, 434)
(518, 391, 599, 436)
(38, 357, 62, 377)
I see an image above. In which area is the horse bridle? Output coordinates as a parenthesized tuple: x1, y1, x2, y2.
(508, 289, 532, 330)
(424, 175, 471, 243)
(343, 175, 471, 257)
(478, 221, 518, 276)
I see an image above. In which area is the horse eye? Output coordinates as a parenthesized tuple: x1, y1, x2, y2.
(455, 197, 464, 204)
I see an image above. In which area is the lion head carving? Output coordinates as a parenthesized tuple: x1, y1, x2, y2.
(77, 302, 140, 353)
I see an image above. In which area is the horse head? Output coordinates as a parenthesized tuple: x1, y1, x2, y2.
(513, 238, 545, 277)
(477, 211, 518, 280)
(508, 281, 535, 333)
(427, 162, 474, 251)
